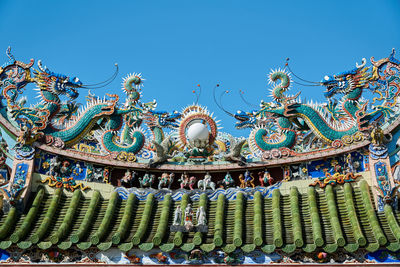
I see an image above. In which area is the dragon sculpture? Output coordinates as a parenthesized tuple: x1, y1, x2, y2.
(91, 73, 152, 155)
(235, 70, 299, 154)
(3, 47, 399, 164)
(143, 109, 181, 145)
(0, 48, 181, 157)
(237, 50, 400, 157)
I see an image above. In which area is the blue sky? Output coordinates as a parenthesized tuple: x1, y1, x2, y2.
(0, 0, 399, 136)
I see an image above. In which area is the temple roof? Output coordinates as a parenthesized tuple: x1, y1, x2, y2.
(1, 180, 399, 254)
(1, 48, 400, 170)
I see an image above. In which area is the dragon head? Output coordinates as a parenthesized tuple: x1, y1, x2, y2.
(36, 60, 82, 100)
(145, 110, 181, 128)
(235, 99, 282, 129)
(321, 58, 371, 99)
(234, 110, 257, 129)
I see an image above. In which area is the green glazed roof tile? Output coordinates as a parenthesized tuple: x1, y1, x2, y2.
(0, 182, 398, 254)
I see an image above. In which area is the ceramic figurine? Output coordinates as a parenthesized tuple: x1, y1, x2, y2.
(179, 172, 196, 190)
(283, 166, 291, 182)
(173, 205, 182, 226)
(196, 206, 207, 226)
(184, 203, 194, 231)
(47, 156, 61, 177)
(240, 170, 255, 188)
(259, 169, 273, 187)
(219, 172, 234, 188)
(139, 172, 154, 188)
(197, 172, 215, 191)
(158, 172, 174, 189)
(121, 170, 134, 187)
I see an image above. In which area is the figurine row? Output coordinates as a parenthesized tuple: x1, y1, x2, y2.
(119, 169, 281, 190)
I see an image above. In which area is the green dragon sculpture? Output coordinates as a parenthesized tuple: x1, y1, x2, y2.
(33, 68, 150, 154)
(243, 70, 299, 154)
(0, 50, 161, 155)
(241, 53, 396, 156)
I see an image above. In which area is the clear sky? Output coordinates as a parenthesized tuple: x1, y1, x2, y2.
(0, 0, 399, 136)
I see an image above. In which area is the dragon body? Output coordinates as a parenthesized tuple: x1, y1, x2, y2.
(243, 71, 299, 153)
(0, 49, 184, 157)
(241, 55, 397, 155)
(143, 110, 181, 144)
(99, 112, 146, 154)
(266, 67, 371, 142)
(33, 69, 149, 154)
(0, 52, 155, 155)
(3, 47, 399, 161)
(91, 73, 156, 154)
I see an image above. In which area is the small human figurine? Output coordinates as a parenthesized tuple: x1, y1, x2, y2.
(59, 161, 71, 176)
(245, 170, 255, 188)
(121, 169, 133, 187)
(198, 172, 214, 191)
(239, 170, 255, 188)
(204, 172, 211, 189)
(345, 153, 354, 173)
(150, 174, 156, 185)
(179, 172, 189, 189)
(184, 203, 194, 231)
(73, 163, 83, 176)
(173, 205, 182, 226)
(47, 156, 61, 177)
(267, 171, 275, 186)
(221, 172, 234, 188)
(103, 167, 111, 184)
(330, 160, 342, 174)
(371, 121, 385, 146)
(90, 167, 104, 183)
(335, 163, 342, 174)
(244, 170, 252, 183)
(196, 206, 207, 226)
(178, 172, 196, 190)
(282, 166, 291, 182)
(142, 172, 150, 184)
(260, 169, 273, 187)
(158, 173, 169, 189)
(322, 168, 330, 177)
(139, 172, 153, 188)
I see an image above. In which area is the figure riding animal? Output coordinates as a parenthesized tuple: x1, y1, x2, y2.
(197, 172, 215, 191)
(158, 172, 174, 189)
(86, 166, 104, 183)
(179, 172, 196, 190)
(218, 172, 235, 189)
(239, 170, 255, 188)
(139, 173, 154, 188)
